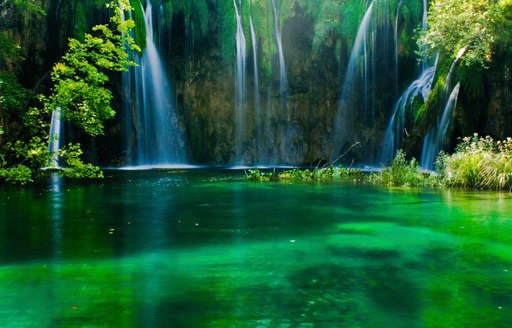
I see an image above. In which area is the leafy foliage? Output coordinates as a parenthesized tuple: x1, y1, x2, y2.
(0, 164, 33, 185)
(0, 0, 137, 184)
(9, 0, 45, 14)
(42, 0, 139, 137)
(419, 0, 512, 67)
(58, 143, 104, 179)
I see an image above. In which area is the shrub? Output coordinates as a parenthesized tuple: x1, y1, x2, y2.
(370, 150, 435, 187)
(0, 165, 33, 185)
(437, 134, 512, 190)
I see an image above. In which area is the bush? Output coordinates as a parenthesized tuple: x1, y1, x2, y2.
(0, 165, 33, 185)
(246, 166, 360, 183)
(370, 150, 435, 187)
(437, 134, 512, 190)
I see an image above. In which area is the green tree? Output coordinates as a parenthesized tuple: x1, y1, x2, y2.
(0, 0, 139, 184)
(419, 0, 512, 67)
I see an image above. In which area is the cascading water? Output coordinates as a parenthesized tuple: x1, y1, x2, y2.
(394, 0, 403, 98)
(48, 108, 62, 168)
(248, 1, 261, 161)
(381, 0, 433, 164)
(249, 5, 260, 115)
(233, 0, 247, 164)
(420, 83, 461, 170)
(271, 0, 287, 103)
(381, 59, 437, 164)
(419, 48, 466, 169)
(123, 0, 187, 166)
(334, 1, 374, 158)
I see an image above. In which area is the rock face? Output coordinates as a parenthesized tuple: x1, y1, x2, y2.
(173, 11, 342, 165)
(3, 0, 512, 166)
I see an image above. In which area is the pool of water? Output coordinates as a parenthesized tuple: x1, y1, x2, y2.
(1, 170, 512, 327)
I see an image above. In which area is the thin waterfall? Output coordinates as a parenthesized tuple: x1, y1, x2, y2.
(248, 1, 261, 160)
(48, 108, 62, 168)
(334, 1, 374, 156)
(271, 0, 292, 164)
(271, 0, 287, 102)
(233, 0, 247, 163)
(394, 0, 403, 98)
(249, 5, 259, 114)
(419, 48, 466, 169)
(420, 83, 461, 169)
(123, 0, 187, 166)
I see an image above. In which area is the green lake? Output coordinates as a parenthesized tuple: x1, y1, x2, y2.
(1, 170, 512, 327)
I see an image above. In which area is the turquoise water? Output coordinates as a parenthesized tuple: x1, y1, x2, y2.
(1, 170, 512, 327)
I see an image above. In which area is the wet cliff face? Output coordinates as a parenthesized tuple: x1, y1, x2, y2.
(5, 0, 512, 167)
(173, 9, 342, 165)
(166, 1, 404, 166)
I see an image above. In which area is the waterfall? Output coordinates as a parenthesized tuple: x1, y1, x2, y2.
(233, 0, 247, 164)
(418, 48, 466, 169)
(381, 59, 437, 164)
(271, 0, 287, 101)
(48, 108, 62, 168)
(249, 7, 260, 114)
(248, 2, 261, 161)
(334, 1, 374, 156)
(123, 0, 187, 166)
(381, 0, 434, 163)
(394, 0, 403, 98)
(420, 83, 461, 170)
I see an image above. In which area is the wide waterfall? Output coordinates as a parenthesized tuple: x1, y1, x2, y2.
(122, 0, 187, 167)
(233, 0, 248, 164)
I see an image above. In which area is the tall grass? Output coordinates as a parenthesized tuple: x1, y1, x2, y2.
(437, 134, 512, 190)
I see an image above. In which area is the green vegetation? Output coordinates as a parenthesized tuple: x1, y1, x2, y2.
(246, 165, 360, 183)
(369, 150, 436, 187)
(247, 136, 512, 191)
(437, 134, 512, 191)
(0, 0, 138, 184)
(419, 0, 512, 67)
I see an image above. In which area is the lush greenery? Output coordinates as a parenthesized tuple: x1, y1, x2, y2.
(246, 165, 360, 183)
(419, 0, 512, 67)
(248, 136, 512, 191)
(369, 150, 436, 187)
(437, 134, 512, 190)
(0, 0, 138, 184)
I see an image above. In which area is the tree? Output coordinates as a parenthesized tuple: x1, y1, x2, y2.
(0, 0, 139, 184)
(419, 0, 512, 67)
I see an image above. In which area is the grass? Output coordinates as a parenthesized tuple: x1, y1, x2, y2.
(368, 150, 437, 187)
(437, 134, 512, 191)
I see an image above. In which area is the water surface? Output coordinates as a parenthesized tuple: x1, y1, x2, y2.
(1, 170, 512, 327)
